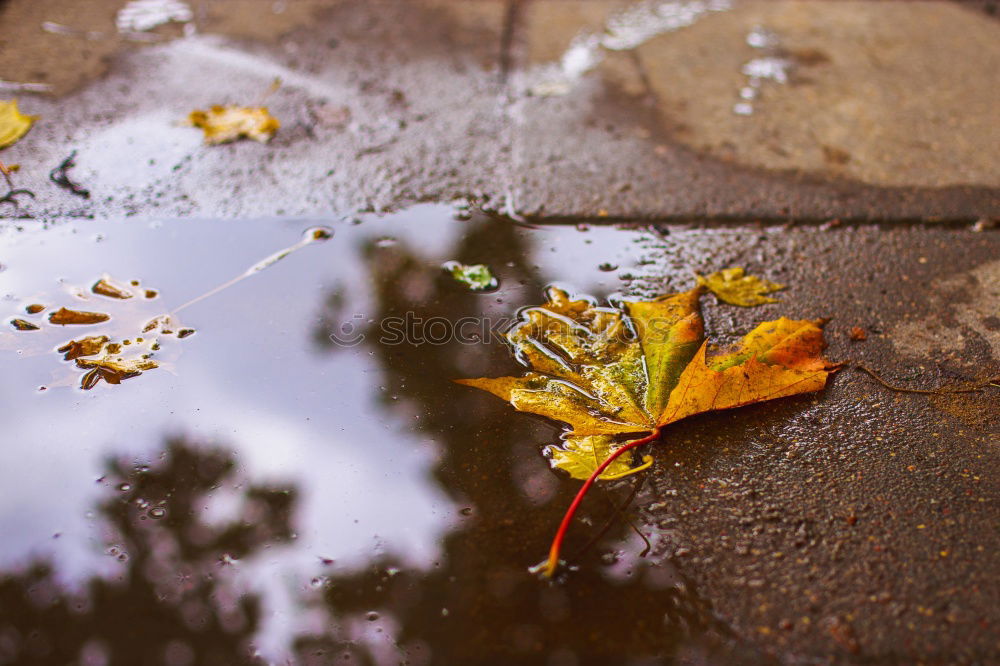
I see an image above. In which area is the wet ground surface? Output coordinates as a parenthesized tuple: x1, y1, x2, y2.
(1, 1, 998, 664)
(1, 0, 997, 222)
(1, 205, 997, 664)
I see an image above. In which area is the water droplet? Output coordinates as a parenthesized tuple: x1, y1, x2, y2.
(149, 507, 167, 519)
(374, 236, 397, 248)
(117, 483, 132, 492)
(366, 611, 379, 622)
(304, 226, 333, 242)
(310, 577, 326, 588)
(459, 507, 473, 516)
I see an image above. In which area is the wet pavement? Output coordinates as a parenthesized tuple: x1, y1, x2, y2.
(0, 0, 997, 221)
(0, 1, 998, 665)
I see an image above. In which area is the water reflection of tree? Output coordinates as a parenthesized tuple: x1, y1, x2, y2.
(0, 215, 747, 665)
(303, 215, 740, 665)
(0, 438, 301, 666)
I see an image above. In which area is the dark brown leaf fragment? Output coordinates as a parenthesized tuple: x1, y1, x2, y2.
(10, 318, 39, 331)
(25, 304, 45, 314)
(58, 336, 109, 360)
(92, 278, 133, 299)
(48, 307, 110, 325)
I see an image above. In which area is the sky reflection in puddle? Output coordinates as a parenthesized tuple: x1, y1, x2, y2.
(0, 205, 715, 664)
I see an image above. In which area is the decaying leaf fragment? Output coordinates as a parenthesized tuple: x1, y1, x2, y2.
(443, 261, 498, 291)
(58, 335, 110, 360)
(48, 308, 111, 325)
(76, 352, 159, 390)
(697, 267, 784, 306)
(92, 278, 134, 299)
(186, 105, 280, 145)
(10, 318, 39, 331)
(5, 274, 190, 390)
(456, 276, 836, 577)
(0, 100, 36, 150)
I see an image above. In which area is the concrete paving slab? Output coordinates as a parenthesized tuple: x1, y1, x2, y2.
(508, 0, 999, 220)
(0, 0, 997, 221)
(622, 223, 1000, 663)
(630, 1, 997, 187)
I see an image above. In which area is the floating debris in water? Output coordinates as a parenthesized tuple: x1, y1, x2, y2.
(49, 308, 111, 326)
(92, 277, 134, 300)
(6, 227, 330, 390)
(58, 336, 110, 360)
(77, 351, 159, 390)
(4, 275, 188, 390)
(443, 262, 498, 291)
(10, 318, 39, 331)
(172, 226, 332, 314)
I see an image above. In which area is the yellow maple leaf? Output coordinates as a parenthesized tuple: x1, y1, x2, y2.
(456, 279, 835, 576)
(186, 105, 280, 145)
(0, 100, 36, 150)
(697, 266, 785, 306)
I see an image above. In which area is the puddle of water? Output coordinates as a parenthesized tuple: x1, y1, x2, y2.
(0, 206, 730, 664)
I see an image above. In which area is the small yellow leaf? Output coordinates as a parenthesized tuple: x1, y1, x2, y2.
(697, 267, 784, 307)
(546, 435, 636, 481)
(186, 105, 280, 145)
(0, 100, 36, 150)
